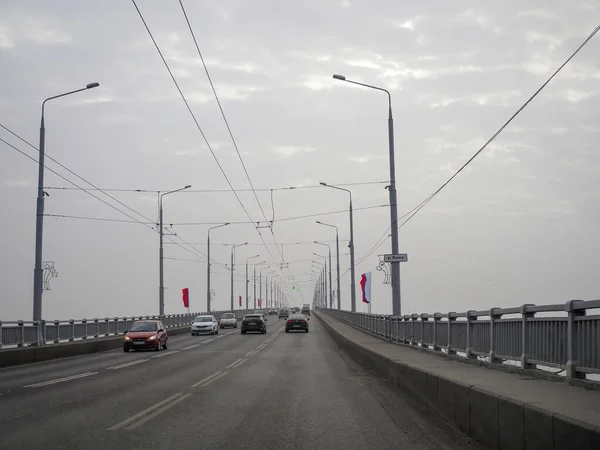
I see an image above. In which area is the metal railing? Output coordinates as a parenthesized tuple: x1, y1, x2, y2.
(0, 309, 257, 349)
(318, 299, 600, 381)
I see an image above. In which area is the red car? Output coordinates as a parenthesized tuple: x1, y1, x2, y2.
(123, 320, 168, 352)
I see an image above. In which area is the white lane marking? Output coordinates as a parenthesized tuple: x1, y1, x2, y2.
(230, 358, 246, 369)
(108, 393, 184, 430)
(24, 372, 98, 388)
(215, 334, 224, 339)
(225, 359, 243, 369)
(152, 350, 179, 358)
(191, 371, 223, 388)
(202, 339, 214, 344)
(126, 393, 192, 430)
(196, 371, 227, 387)
(106, 359, 148, 370)
(181, 343, 201, 351)
(245, 350, 256, 357)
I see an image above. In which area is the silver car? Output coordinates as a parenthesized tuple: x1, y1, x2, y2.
(219, 312, 238, 329)
(191, 315, 218, 335)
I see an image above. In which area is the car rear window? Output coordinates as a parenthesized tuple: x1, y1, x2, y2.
(245, 315, 261, 319)
(130, 321, 158, 331)
(222, 313, 235, 319)
(195, 317, 212, 322)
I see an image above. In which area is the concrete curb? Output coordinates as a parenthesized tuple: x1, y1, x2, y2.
(315, 311, 600, 450)
(0, 325, 193, 369)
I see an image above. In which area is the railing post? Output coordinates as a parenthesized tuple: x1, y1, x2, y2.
(432, 313, 442, 352)
(104, 318, 110, 336)
(565, 300, 585, 379)
(420, 313, 428, 347)
(410, 314, 418, 345)
(54, 320, 60, 343)
(113, 317, 119, 335)
(94, 318, 99, 338)
(520, 304, 535, 370)
(447, 313, 456, 355)
(402, 315, 410, 343)
(0, 320, 3, 349)
(466, 310, 477, 360)
(69, 319, 75, 341)
(18, 320, 24, 347)
(489, 308, 502, 364)
(387, 315, 392, 342)
(82, 318, 88, 340)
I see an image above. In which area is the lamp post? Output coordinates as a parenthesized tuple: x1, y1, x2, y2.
(159, 185, 192, 316)
(33, 82, 100, 323)
(333, 73, 401, 315)
(319, 182, 356, 312)
(316, 221, 341, 309)
(207, 223, 229, 312)
(311, 261, 325, 307)
(230, 242, 248, 310)
(259, 266, 270, 310)
(314, 243, 333, 309)
(253, 261, 267, 309)
(245, 255, 260, 309)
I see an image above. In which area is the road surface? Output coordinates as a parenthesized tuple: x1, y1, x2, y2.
(0, 316, 483, 449)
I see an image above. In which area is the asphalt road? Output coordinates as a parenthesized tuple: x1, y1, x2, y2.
(0, 316, 483, 449)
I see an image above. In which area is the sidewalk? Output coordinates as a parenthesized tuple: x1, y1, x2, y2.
(316, 311, 600, 450)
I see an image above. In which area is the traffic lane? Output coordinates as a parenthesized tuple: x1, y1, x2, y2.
(0, 324, 284, 448)
(115, 317, 482, 450)
(0, 328, 233, 391)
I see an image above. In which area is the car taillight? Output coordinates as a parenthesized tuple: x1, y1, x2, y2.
(301, 320, 307, 324)
(287, 320, 293, 324)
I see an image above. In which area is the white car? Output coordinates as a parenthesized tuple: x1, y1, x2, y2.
(219, 312, 238, 329)
(191, 315, 218, 336)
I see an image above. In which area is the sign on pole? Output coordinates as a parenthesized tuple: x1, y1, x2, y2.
(383, 253, 408, 263)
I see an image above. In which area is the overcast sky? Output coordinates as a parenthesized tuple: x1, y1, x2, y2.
(1, 1, 598, 321)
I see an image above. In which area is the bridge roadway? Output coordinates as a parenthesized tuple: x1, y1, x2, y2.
(0, 316, 482, 449)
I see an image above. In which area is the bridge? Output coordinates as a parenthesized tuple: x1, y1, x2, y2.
(1, 301, 598, 449)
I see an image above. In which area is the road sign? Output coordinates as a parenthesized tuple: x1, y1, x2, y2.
(383, 254, 408, 263)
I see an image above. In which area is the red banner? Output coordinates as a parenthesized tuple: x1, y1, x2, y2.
(238, 295, 242, 307)
(182, 288, 189, 308)
(258, 297, 261, 307)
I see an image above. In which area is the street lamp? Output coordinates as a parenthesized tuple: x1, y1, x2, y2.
(259, 265, 271, 309)
(311, 261, 325, 307)
(254, 261, 268, 309)
(314, 242, 333, 309)
(230, 242, 248, 310)
(207, 223, 229, 312)
(316, 221, 341, 309)
(333, 73, 401, 315)
(320, 182, 356, 312)
(245, 255, 260, 309)
(32, 82, 100, 323)
(159, 185, 192, 316)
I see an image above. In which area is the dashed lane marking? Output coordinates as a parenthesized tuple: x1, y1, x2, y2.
(23, 371, 98, 388)
(152, 350, 180, 358)
(225, 359, 243, 369)
(107, 359, 148, 370)
(191, 371, 223, 388)
(108, 393, 188, 431)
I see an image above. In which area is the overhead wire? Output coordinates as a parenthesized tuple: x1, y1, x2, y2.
(0, 128, 208, 262)
(131, 0, 282, 278)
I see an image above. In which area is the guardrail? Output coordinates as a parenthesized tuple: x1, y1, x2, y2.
(317, 299, 600, 381)
(0, 309, 256, 349)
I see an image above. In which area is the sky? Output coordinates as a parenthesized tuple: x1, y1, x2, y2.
(1, 1, 599, 321)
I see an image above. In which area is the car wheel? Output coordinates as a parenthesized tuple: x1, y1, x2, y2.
(241, 330, 246, 334)
(163, 340, 168, 349)
(155, 344, 160, 351)
(216, 328, 219, 334)
(124, 348, 129, 352)
(305, 329, 309, 333)
(285, 329, 289, 333)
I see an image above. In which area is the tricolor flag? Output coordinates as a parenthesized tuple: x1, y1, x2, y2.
(258, 298, 261, 307)
(182, 288, 189, 308)
(360, 272, 371, 304)
(239, 295, 242, 307)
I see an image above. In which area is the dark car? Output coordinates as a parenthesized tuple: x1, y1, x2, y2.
(285, 314, 309, 333)
(278, 308, 289, 319)
(268, 309, 278, 316)
(124, 320, 168, 352)
(241, 314, 267, 334)
(301, 306, 310, 316)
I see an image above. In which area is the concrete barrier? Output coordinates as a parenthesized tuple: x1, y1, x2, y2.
(0, 324, 194, 369)
(314, 311, 600, 450)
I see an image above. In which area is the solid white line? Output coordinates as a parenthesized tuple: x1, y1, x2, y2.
(197, 371, 227, 387)
(245, 350, 256, 357)
(192, 371, 223, 387)
(24, 372, 98, 388)
(152, 350, 180, 358)
(106, 359, 148, 370)
(107, 393, 183, 430)
(230, 358, 246, 369)
(225, 358, 243, 369)
(126, 393, 192, 430)
(201, 339, 214, 344)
